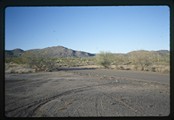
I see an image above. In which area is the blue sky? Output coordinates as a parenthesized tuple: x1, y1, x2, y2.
(5, 6, 169, 53)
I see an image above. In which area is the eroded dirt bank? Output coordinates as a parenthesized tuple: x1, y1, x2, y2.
(5, 69, 170, 117)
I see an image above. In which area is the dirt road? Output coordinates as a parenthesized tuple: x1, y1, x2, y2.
(5, 69, 170, 117)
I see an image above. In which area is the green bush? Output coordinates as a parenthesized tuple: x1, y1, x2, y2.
(96, 51, 114, 69)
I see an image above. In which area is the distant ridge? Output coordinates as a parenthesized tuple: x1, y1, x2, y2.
(127, 49, 169, 56)
(5, 48, 24, 57)
(5, 46, 169, 58)
(156, 50, 169, 54)
(5, 46, 95, 58)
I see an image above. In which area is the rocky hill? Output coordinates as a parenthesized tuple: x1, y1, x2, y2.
(5, 46, 95, 58)
(5, 48, 24, 58)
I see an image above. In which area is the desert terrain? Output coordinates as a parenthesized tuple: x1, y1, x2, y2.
(5, 68, 170, 117)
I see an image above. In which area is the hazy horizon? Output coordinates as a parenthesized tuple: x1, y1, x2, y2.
(5, 6, 170, 53)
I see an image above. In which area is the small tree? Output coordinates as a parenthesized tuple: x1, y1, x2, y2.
(96, 51, 114, 69)
(129, 51, 152, 71)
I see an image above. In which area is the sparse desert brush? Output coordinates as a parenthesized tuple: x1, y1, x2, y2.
(96, 52, 114, 69)
(54, 57, 95, 67)
(150, 65, 170, 73)
(5, 48, 169, 73)
(28, 58, 57, 72)
(5, 63, 35, 74)
(6, 68, 35, 74)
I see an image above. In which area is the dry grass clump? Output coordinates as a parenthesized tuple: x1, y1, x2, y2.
(150, 65, 170, 73)
(5, 62, 35, 74)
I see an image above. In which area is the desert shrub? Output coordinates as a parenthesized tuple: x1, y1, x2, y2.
(112, 55, 125, 67)
(96, 52, 114, 69)
(119, 66, 124, 70)
(28, 58, 57, 72)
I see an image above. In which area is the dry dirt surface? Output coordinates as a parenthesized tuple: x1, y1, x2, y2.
(5, 68, 170, 117)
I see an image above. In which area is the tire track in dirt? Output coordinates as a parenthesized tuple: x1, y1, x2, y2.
(102, 93, 140, 114)
(72, 70, 169, 87)
(6, 86, 88, 116)
(72, 102, 87, 117)
(6, 81, 118, 117)
(96, 83, 146, 115)
(31, 82, 117, 116)
(6, 78, 167, 116)
(77, 72, 169, 96)
(95, 96, 102, 116)
(5, 70, 169, 116)
(72, 101, 85, 116)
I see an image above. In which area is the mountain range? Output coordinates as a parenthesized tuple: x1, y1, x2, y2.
(5, 46, 169, 58)
(5, 46, 95, 58)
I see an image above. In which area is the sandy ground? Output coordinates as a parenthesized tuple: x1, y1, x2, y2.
(5, 69, 170, 117)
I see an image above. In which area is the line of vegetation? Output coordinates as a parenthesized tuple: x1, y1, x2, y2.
(96, 51, 169, 73)
(5, 51, 170, 73)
